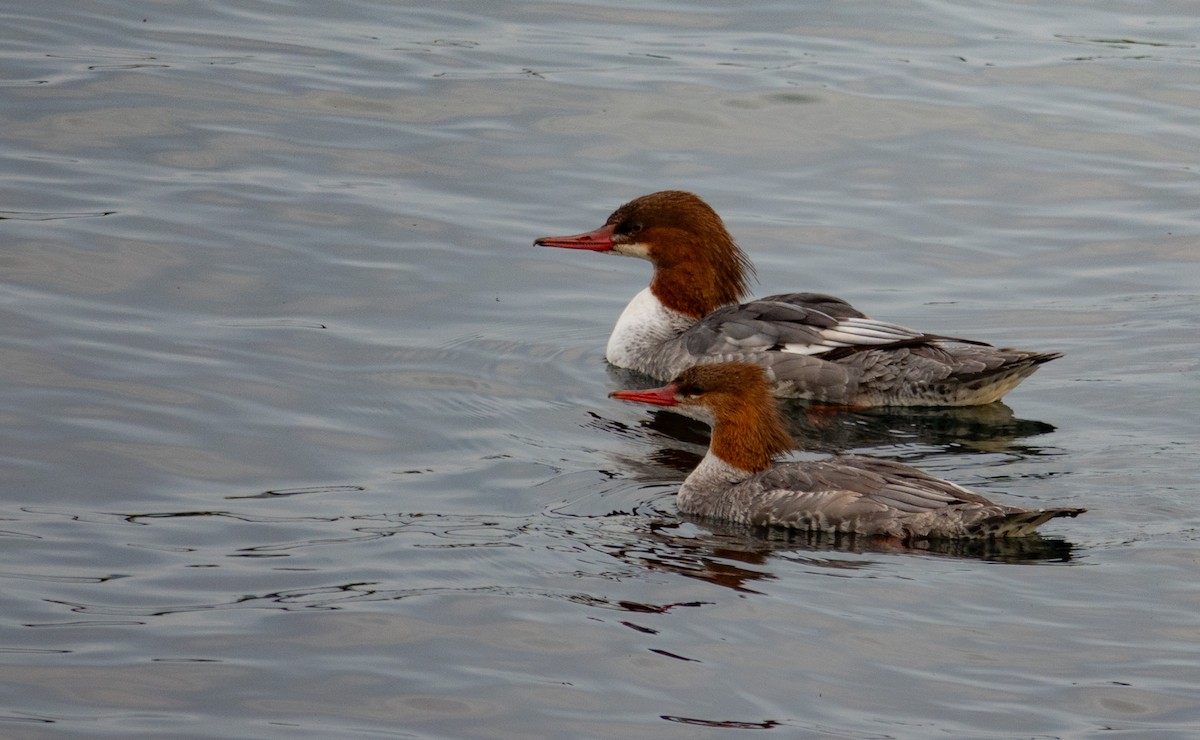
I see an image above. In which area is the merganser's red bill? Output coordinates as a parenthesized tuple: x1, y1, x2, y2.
(609, 385, 679, 407)
(533, 223, 616, 251)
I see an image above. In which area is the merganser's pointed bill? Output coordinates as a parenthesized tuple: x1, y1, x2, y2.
(609, 385, 679, 407)
(534, 223, 616, 251)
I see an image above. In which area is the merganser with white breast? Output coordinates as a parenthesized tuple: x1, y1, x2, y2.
(536, 190, 1060, 406)
(610, 362, 1084, 538)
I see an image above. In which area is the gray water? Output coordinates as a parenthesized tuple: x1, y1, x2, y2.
(3, 0, 1200, 737)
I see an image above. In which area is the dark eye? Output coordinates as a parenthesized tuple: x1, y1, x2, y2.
(678, 383, 704, 397)
(622, 221, 643, 236)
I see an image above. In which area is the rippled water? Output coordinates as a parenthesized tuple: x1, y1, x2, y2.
(3, 0, 1200, 736)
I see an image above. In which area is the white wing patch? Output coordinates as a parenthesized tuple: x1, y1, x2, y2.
(780, 317, 924, 355)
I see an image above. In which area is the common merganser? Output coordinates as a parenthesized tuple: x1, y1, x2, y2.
(536, 190, 1060, 407)
(610, 362, 1084, 538)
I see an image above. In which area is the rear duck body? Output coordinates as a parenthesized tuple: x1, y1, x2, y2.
(538, 190, 1060, 407)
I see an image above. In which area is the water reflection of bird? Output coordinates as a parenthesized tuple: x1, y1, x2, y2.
(601, 364, 1059, 464)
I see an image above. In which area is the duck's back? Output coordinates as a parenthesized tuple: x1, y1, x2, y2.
(681, 454, 1083, 539)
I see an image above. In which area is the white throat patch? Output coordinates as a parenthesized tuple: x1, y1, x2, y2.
(613, 241, 651, 260)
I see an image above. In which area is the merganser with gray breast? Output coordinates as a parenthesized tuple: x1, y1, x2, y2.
(610, 362, 1084, 538)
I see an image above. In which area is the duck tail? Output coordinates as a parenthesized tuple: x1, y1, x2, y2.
(977, 507, 1086, 538)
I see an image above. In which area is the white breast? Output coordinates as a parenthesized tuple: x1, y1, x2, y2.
(605, 287, 694, 368)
